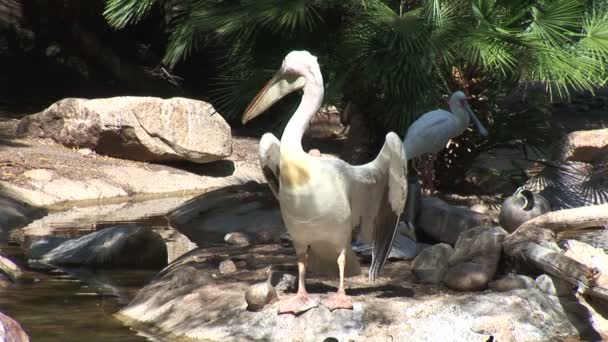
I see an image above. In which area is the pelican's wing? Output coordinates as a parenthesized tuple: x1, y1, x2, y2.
(259, 133, 281, 199)
(344, 132, 408, 281)
(403, 110, 457, 159)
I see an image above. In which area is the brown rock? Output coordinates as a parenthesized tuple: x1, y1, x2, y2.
(254, 230, 276, 245)
(443, 226, 507, 291)
(17, 97, 232, 163)
(554, 128, 608, 162)
(412, 243, 453, 284)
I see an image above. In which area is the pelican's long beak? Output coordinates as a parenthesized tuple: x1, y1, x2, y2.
(241, 71, 306, 124)
(466, 105, 489, 137)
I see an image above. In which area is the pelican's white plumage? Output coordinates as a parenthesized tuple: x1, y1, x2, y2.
(243, 51, 408, 314)
(404, 91, 488, 160)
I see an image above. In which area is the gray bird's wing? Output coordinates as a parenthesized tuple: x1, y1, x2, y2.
(258, 133, 281, 199)
(343, 132, 408, 281)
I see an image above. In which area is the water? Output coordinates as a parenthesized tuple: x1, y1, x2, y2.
(0, 263, 157, 341)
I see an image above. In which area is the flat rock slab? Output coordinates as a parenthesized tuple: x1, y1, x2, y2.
(16, 97, 232, 163)
(117, 244, 594, 342)
(0, 120, 263, 209)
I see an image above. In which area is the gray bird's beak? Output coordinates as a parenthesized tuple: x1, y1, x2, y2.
(241, 71, 306, 124)
(465, 105, 489, 137)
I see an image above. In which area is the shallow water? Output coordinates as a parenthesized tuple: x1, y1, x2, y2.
(0, 265, 157, 341)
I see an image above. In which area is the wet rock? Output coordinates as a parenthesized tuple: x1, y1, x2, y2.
(17, 97, 232, 163)
(417, 197, 493, 245)
(245, 282, 277, 311)
(443, 226, 507, 291)
(412, 243, 453, 284)
(27, 224, 168, 269)
(536, 274, 573, 297)
(0, 311, 30, 342)
(489, 275, 536, 292)
(224, 232, 251, 246)
(219, 259, 237, 275)
(0, 197, 45, 233)
(169, 183, 284, 246)
(554, 128, 608, 162)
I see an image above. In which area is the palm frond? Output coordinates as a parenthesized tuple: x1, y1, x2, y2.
(104, 0, 157, 29)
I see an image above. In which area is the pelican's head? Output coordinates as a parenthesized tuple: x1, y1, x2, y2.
(242, 51, 320, 124)
(448, 91, 489, 137)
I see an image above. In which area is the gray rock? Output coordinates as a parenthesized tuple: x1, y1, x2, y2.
(27, 224, 168, 269)
(254, 230, 277, 245)
(0, 311, 30, 342)
(117, 246, 592, 342)
(489, 274, 536, 292)
(536, 274, 573, 297)
(17, 97, 232, 163)
(443, 226, 507, 291)
(169, 183, 284, 246)
(417, 197, 493, 245)
(219, 259, 237, 275)
(412, 243, 453, 283)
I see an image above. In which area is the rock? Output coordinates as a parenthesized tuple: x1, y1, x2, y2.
(417, 197, 493, 245)
(22, 169, 54, 182)
(116, 245, 594, 341)
(554, 128, 608, 162)
(443, 226, 507, 291)
(219, 259, 237, 275)
(169, 183, 284, 246)
(412, 243, 453, 284)
(254, 230, 276, 245)
(16, 97, 232, 163)
(0, 311, 30, 342)
(224, 232, 251, 246)
(489, 274, 536, 292)
(245, 282, 277, 311)
(27, 224, 168, 269)
(0, 252, 36, 283)
(0, 196, 45, 233)
(536, 274, 573, 297)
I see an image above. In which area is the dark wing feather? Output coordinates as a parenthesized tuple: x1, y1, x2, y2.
(346, 132, 408, 281)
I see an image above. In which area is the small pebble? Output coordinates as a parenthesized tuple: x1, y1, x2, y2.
(219, 259, 237, 274)
(255, 230, 276, 244)
(245, 282, 277, 311)
(224, 232, 251, 246)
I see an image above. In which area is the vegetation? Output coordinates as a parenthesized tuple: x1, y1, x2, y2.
(104, 0, 608, 189)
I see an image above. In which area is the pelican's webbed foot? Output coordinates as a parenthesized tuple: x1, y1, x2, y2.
(323, 289, 353, 311)
(278, 292, 319, 315)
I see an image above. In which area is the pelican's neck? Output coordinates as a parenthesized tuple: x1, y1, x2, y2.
(280, 71, 324, 153)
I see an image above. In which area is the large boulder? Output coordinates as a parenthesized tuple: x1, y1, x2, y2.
(443, 226, 507, 291)
(26, 224, 168, 269)
(554, 128, 608, 162)
(412, 243, 453, 283)
(16, 97, 232, 163)
(116, 243, 597, 342)
(0, 312, 29, 342)
(417, 197, 493, 245)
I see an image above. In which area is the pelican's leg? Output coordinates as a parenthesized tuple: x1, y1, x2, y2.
(278, 250, 319, 315)
(323, 249, 353, 311)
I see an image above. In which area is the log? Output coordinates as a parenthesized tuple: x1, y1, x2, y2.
(503, 205, 608, 302)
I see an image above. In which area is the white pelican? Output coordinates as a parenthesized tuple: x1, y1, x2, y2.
(403, 91, 488, 194)
(242, 51, 408, 315)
